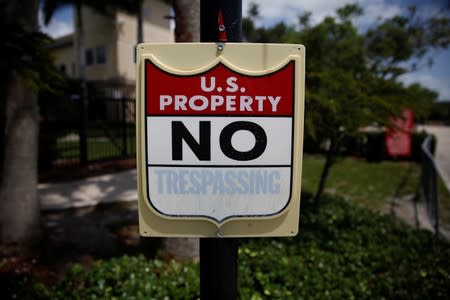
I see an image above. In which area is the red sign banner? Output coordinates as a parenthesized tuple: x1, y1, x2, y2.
(146, 60, 294, 116)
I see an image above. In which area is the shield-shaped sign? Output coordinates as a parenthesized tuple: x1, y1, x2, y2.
(136, 43, 305, 237)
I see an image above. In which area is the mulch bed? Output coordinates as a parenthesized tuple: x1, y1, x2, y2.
(1, 158, 145, 285)
(39, 158, 136, 183)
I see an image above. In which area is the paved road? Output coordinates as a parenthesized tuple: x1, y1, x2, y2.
(421, 125, 450, 192)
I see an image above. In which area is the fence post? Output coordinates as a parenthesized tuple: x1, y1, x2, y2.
(421, 135, 440, 236)
(79, 81, 88, 165)
(200, 1, 242, 299)
(121, 96, 128, 157)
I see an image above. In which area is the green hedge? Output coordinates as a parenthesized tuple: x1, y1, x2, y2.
(6, 194, 450, 299)
(429, 102, 450, 125)
(304, 131, 436, 162)
(365, 131, 436, 162)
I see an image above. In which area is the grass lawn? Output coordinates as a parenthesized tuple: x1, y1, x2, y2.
(56, 129, 136, 161)
(302, 155, 420, 210)
(302, 155, 450, 231)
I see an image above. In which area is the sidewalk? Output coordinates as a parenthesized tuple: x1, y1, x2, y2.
(39, 169, 138, 211)
(38, 124, 450, 239)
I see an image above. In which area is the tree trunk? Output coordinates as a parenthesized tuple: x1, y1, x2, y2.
(74, 2, 88, 165)
(174, 0, 200, 42)
(137, 0, 143, 43)
(162, 0, 200, 260)
(313, 138, 338, 209)
(0, 0, 40, 255)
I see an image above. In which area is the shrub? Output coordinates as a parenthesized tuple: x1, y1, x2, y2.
(7, 194, 450, 299)
(239, 195, 450, 299)
(305, 130, 436, 163)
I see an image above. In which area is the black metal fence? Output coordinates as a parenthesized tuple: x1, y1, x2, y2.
(420, 135, 440, 235)
(39, 82, 136, 170)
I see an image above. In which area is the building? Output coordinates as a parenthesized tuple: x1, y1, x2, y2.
(50, 0, 174, 84)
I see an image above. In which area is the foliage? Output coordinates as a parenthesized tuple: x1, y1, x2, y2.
(5, 256, 200, 300)
(301, 156, 420, 210)
(303, 130, 436, 162)
(243, 3, 447, 205)
(0, 24, 63, 98)
(428, 101, 450, 124)
(5, 195, 450, 299)
(365, 9, 450, 80)
(239, 195, 450, 299)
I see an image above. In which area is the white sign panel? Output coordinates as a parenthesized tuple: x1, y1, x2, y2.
(136, 43, 305, 237)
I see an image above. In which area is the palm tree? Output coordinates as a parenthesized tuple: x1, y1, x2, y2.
(164, 0, 201, 259)
(118, 0, 201, 259)
(173, 0, 200, 42)
(0, 0, 42, 255)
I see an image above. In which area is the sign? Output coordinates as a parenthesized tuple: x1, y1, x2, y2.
(386, 108, 414, 157)
(136, 43, 305, 237)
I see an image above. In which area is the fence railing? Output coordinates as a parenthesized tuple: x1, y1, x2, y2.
(420, 135, 440, 236)
(39, 82, 136, 171)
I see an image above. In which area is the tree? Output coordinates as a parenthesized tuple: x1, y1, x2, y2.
(166, 0, 200, 260)
(0, 0, 124, 255)
(173, 0, 200, 42)
(120, 0, 201, 43)
(366, 8, 450, 80)
(243, 4, 448, 207)
(0, 0, 57, 254)
(299, 9, 382, 207)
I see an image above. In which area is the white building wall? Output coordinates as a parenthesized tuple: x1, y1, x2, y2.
(116, 0, 174, 82)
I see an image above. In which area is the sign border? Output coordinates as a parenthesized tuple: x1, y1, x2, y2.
(136, 43, 305, 237)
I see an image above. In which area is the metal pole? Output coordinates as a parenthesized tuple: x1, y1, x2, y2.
(200, 0, 242, 42)
(200, 1, 241, 299)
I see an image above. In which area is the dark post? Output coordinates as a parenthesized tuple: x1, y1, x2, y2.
(200, 0, 242, 42)
(79, 82, 88, 165)
(121, 96, 128, 157)
(200, 1, 242, 299)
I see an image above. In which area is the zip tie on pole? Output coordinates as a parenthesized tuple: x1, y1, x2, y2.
(218, 10, 228, 42)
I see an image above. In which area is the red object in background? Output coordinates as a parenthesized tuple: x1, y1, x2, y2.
(385, 109, 414, 157)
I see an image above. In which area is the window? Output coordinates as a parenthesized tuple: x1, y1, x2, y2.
(96, 46, 106, 64)
(59, 64, 66, 73)
(85, 48, 94, 66)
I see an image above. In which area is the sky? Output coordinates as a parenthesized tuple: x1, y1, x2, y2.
(39, 0, 450, 101)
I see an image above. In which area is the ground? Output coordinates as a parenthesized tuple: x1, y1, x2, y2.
(2, 159, 147, 285)
(2, 153, 449, 287)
